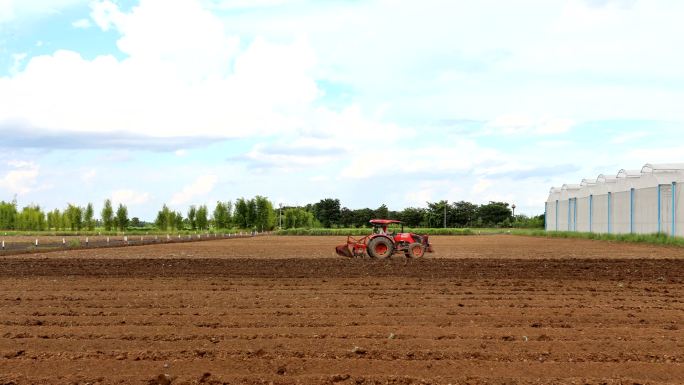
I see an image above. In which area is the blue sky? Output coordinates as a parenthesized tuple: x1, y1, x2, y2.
(1, 0, 684, 219)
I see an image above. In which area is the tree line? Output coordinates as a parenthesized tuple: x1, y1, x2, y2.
(282, 199, 543, 229)
(0, 195, 278, 232)
(0, 196, 542, 231)
(153, 196, 276, 231)
(0, 199, 129, 231)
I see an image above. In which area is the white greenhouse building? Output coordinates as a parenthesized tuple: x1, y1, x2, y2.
(546, 163, 684, 236)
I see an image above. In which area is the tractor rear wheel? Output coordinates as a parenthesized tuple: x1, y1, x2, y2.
(367, 237, 394, 258)
(406, 242, 425, 258)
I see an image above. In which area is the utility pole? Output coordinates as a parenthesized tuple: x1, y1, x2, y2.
(279, 203, 283, 229)
(443, 200, 448, 228)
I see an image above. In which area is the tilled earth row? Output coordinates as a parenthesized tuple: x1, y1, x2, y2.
(0, 236, 682, 384)
(1, 257, 683, 281)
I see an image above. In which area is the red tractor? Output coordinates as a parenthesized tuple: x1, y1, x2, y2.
(335, 219, 434, 258)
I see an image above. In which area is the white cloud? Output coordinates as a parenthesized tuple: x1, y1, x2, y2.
(484, 115, 574, 136)
(0, 0, 88, 24)
(170, 175, 218, 205)
(309, 175, 330, 182)
(81, 168, 97, 183)
(71, 18, 91, 29)
(404, 188, 435, 207)
(6, 160, 34, 168)
(90, 0, 122, 31)
(611, 131, 649, 144)
(0, 1, 15, 23)
(0, 0, 319, 140)
(472, 179, 493, 195)
(0, 161, 40, 195)
(340, 138, 502, 179)
(627, 145, 684, 164)
(203, 0, 300, 10)
(9, 53, 27, 75)
(174, 149, 188, 157)
(111, 189, 151, 206)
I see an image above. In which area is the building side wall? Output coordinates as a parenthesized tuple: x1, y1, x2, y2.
(545, 201, 557, 231)
(547, 166, 684, 236)
(558, 200, 569, 231)
(660, 184, 673, 236)
(576, 197, 590, 232)
(550, 187, 668, 235)
(592, 194, 608, 234)
(612, 191, 631, 234)
(677, 183, 684, 237)
(634, 187, 658, 234)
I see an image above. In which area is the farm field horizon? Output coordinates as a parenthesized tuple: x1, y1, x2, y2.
(1, 235, 682, 384)
(2, 235, 684, 260)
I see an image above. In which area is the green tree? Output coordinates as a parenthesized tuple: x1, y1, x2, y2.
(196, 205, 208, 230)
(254, 196, 275, 231)
(155, 204, 173, 230)
(374, 204, 389, 219)
(187, 205, 197, 230)
(399, 207, 425, 227)
(512, 214, 544, 229)
(224, 201, 233, 226)
(246, 199, 257, 228)
(478, 201, 512, 226)
(115, 204, 129, 231)
(84, 203, 95, 231)
(313, 198, 340, 228)
(130, 217, 143, 228)
(101, 199, 114, 231)
(212, 201, 230, 229)
(339, 207, 354, 227)
(451, 201, 478, 227)
(283, 207, 315, 229)
(352, 208, 374, 227)
(15, 205, 46, 231)
(234, 198, 248, 228)
(65, 204, 83, 231)
(0, 200, 18, 230)
(174, 212, 184, 230)
(426, 200, 449, 228)
(60, 211, 71, 231)
(47, 209, 58, 230)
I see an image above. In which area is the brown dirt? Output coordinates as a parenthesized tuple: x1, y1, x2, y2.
(0, 235, 683, 385)
(5, 234, 684, 259)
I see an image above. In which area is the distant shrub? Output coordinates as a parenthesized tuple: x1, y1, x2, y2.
(275, 228, 475, 236)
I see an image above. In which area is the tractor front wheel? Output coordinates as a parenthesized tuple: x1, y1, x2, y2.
(367, 237, 394, 259)
(406, 242, 425, 258)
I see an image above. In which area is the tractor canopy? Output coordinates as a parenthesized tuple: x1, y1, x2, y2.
(369, 219, 402, 225)
(369, 219, 403, 235)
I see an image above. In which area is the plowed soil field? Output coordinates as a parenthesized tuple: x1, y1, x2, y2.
(1, 235, 682, 385)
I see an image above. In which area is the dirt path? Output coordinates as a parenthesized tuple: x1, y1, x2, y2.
(0, 236, 682, 384)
